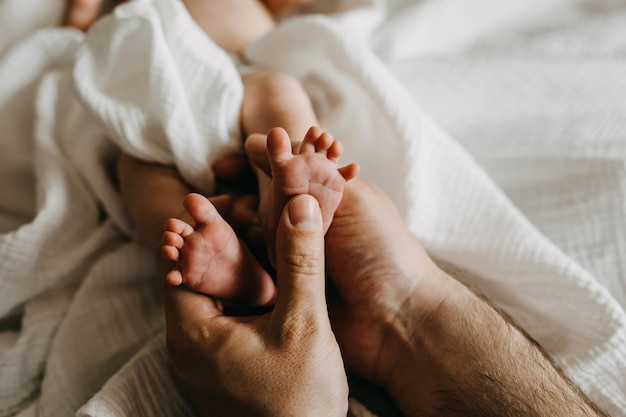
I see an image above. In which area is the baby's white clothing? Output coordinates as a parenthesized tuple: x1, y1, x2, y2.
(74, 0, 246, 195)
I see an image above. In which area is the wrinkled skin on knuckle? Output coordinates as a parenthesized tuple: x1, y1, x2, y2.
(279, 311, 321, 347)
(279, 250, 322, 278)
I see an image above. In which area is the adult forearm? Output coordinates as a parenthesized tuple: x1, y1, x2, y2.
(385, 274, 607, 417)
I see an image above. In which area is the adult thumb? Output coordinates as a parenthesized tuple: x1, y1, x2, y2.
(272, 194, 327, 322)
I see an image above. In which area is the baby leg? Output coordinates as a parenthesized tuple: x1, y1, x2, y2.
(182, 0, 275, 55)
(162, 193, 276, 306)
(241, 70, 318, 142)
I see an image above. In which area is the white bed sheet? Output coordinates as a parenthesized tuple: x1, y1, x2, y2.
(0, 0, 625, 416)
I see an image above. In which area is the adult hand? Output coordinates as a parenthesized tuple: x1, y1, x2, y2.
(212, 150, 445, 388)
(325, 180, 609, 417)
(324, 179, 448, 386)
(215, 148, 446, 388)
(163, 194, 349, 417)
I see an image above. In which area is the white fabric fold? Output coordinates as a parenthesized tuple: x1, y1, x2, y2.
(0, 0, 625, 416)
(74, 0, 243, 195)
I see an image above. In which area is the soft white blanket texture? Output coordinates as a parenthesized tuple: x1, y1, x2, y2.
(1, 0, 625, 416)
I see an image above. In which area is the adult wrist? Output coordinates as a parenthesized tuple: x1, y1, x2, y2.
(381, 271, 607, 417)
(380, 270, 464, 412)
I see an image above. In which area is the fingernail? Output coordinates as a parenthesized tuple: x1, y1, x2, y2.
(288, 195, 320, 230)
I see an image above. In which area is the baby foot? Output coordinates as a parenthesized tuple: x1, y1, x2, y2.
(249, 126, 359, 265)
(162, 193, 276, 306)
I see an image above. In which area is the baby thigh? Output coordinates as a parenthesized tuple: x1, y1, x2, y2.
(240, 70, 318, 140)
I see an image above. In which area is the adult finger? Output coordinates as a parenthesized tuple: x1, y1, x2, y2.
(161, 279, 225, 403)
(161, 272, 223, 331)
(272, 194, 327, 322)
(212, 153, 257, 192)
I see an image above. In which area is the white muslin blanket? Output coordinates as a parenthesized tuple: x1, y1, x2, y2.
(0, 0, 625, 416)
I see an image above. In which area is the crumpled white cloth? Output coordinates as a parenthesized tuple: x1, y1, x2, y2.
(0, 0, 625, 416)
(73, 0, 244, 195)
